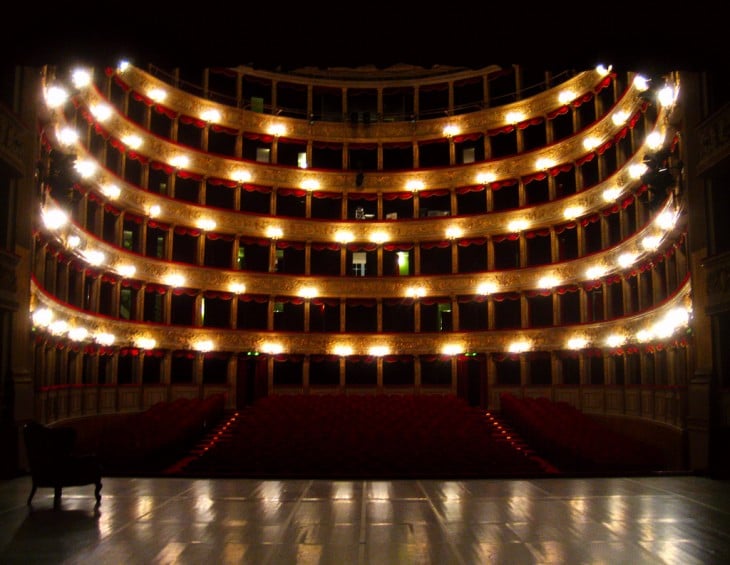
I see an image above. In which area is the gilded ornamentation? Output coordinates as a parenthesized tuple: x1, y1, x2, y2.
(30, 277, 692, 355)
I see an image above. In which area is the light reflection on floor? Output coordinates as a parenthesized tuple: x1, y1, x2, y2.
(0, 474, 728, 564)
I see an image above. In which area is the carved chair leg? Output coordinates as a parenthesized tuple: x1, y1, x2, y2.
(27, 484, 36, 505)
(94, 481, 102, 504)
(54, 487, 62, 507)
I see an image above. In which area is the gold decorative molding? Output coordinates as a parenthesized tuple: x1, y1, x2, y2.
(40, 193, 685, 299)
(30, 276, 692, 355)
(53, 111, 672, 245)
(65, 73, 654, 193)
(119, 65, 603, 143)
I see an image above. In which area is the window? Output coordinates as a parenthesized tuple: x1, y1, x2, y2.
(352, 252, 366, 276)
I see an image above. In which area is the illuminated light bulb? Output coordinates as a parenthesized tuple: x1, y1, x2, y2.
(148, 204, 161, 217)
(633, 75, 650, 92)
(268, 124, 286, 137)
(582, 136, 601, 151)
(229, 282, 246, 294)
(170, 155, 190, 169)
(369, 231, 388, 244)
(508, 219, 529, 232)
(636, 329, 653, 342)
(477, 281, 497, 295)
(261, 342, 283, 354)
(74, 159, 97, 178)
(117, 60, 130, 72)
(645, 131, 664, 150)
(266, 226, 282, 239)
(81, 249, 105, 266)
(641, 235, 662, 250)
(535, 157, 555, 170)
(508, 340, 531, 353)
(505, 111, 526, 124)
(67, 235, 81, 248)
(334, 230, 354, 244)
(122, 134, 143, 150)
(567, 337, 588, 350)
(476, 171, 496, 184)
(665, 307, 690, 327)
(538, 275, 560, 288)
(117, 264, 136, 277)
(194, 340, 214, 352)
(200, 109, 221, 123)
(406, 286, 426, 298)
(612, 110, 629, 126)
(57, 127, 79, 146)
(299, 286, 318, 299)
(628, 163, 648, 179)
(658, 85, 677, 107)
(32, 308, 53, 327)
(558, 90, 575, 105)
(585, 265, 607, 280)
(333, 345, 353, 357)
(443, 124, 460, 137)
(368, 345, 389, 357)
(301, 179, 320, 191)
(406, 180, 424, 192)
(164, 273, 186, 287)
(596, 64, 612, 76)
(71, 68, 92, 88)
(232, 169, 251, 183)
(442, 344, 464, 356)
(49, 320, 69, 335)
(95, 332, 116, 346)
(655, 211, 677, 230)
(42, 208, 69, 229)
(197, 218, 217, 231)
(445, 226, 463, 239)
(563, 206, 584, 220)
(136, 337, 157, 350)
(617, 252, 637, 268)
(90, 104, 112, 122)
(602, 187, 622, 202)
(101, 184, 121, 199)
(68, 327, 89, 341)
(147, 88, 167, 102)
(44, 85, 69, 108)
(652, 321, 674, 338)
(605, 334, 625, 348)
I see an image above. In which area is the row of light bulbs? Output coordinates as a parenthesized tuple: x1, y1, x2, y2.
(45, 63, 678, 198)
(40, 191, 681, 300)
(31, 296, 691, 356)
(50, 147, 661, 240)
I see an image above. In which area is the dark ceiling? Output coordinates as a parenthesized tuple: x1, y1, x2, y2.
(4, 5, 719, 76)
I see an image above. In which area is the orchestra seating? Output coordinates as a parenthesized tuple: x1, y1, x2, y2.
(177, 393, 554, 478)
(498, 392, 665, 474)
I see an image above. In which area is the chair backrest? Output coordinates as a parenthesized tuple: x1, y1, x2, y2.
(23, 422, 76, 472)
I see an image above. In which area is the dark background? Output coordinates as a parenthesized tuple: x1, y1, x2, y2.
(2, 3, 721, 75)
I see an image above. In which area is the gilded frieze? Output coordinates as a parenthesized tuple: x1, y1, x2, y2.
(69, 82, 653, 193)
(39, 193, 684, 299)
(30, 277, 692, 355)
(117, 64, 606, 144)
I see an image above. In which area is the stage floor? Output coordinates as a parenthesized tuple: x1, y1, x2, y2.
(1, 474, 728, 564)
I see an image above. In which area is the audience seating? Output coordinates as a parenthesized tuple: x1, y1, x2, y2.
(180, 393, 552, 478)
(94, 393, 227, 474)
(498, 392, 664, 473)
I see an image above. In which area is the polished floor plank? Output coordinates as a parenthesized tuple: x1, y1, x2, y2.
(0, 475, 728, 564)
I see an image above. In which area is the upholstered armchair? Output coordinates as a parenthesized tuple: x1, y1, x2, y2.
(22, 421, 102, 506)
